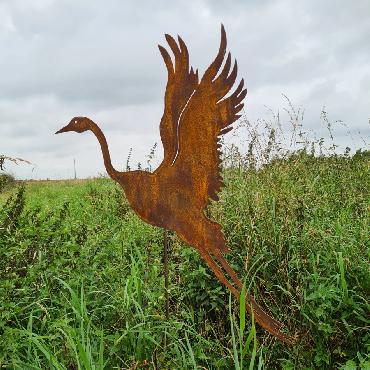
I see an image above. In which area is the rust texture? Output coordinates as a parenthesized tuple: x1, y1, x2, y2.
(56, 25, 295, 344)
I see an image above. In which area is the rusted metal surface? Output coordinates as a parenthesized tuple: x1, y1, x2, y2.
(56, 25, 295, 344)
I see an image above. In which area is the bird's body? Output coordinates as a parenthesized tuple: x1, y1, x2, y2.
(121, 170, 229, 252)
(56, 25, 294, 344)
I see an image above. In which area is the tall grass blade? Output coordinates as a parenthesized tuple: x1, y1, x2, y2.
(184, 331, 197, 370)
(337, 252, 348, 300)
(229, 293, 240, 370)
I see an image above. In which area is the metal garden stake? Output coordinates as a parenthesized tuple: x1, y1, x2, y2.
(56, 25, 294, 344)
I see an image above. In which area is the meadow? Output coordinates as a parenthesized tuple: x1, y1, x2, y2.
(0, 109, 369, 369)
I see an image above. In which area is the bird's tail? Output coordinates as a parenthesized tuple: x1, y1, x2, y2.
(198, 248, 296, 345)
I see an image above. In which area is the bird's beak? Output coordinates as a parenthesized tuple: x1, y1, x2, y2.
(55, 125, 71, 134)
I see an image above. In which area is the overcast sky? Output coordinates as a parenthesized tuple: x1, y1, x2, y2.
(0, 0, 369, 179)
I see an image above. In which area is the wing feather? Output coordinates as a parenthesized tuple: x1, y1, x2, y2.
(173, 25, 247, 209)
(158, 34, 198, 168)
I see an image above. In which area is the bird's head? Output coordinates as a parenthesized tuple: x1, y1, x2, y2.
(55, 116, 92, 134)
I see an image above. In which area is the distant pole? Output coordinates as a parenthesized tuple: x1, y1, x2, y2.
(73, 158, 77, 179)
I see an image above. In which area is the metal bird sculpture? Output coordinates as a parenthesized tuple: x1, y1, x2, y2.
(56, 25, 294, 344)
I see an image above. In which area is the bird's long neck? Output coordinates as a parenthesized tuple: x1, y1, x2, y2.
(89, 122, 120, 181)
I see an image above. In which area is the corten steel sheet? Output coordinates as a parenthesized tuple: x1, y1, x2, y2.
(56, 25, 295, 344)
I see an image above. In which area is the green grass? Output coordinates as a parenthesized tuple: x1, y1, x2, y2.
(0, 149, 369, 369)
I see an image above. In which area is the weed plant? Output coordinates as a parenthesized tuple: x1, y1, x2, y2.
(0, 173, 15, 194)
(0, 102, 369, 368)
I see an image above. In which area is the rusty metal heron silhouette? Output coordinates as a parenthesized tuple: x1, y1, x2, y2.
(56, 25, 294, 344)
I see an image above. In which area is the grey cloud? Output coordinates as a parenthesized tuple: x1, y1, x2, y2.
(0, 0, 369, 179)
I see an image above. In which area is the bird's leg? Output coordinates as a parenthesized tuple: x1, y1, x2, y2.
(214, 253, 242, 288)
(199, 247, 262, 320)
(199, 248, 295, 344)
(198, 248, 240, 300)
(214, 252, 284, 329)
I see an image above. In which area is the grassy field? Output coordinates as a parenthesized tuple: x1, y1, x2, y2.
(0, 148, 369, 369)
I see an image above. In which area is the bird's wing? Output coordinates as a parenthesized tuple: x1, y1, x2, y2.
(173, 25, 247, 208)
(157, 34, 198, 168)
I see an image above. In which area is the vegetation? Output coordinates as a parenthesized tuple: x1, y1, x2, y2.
(0, 105, 369, 369)
(0, 154, 30, 193)
(0, 173, 15, 194)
